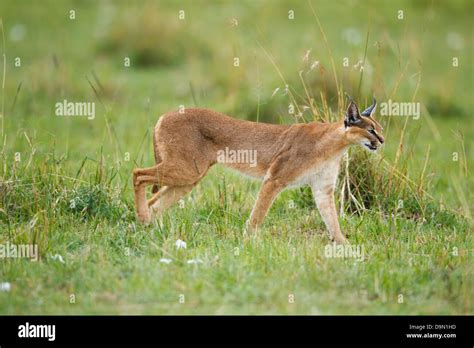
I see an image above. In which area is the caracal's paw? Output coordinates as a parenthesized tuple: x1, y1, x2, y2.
(245, 219, 261, 233)
(137, 211, 151, 226)
(332, 235, 349, 245)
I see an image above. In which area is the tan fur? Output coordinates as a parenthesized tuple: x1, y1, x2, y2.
(133, 101, 384, 244)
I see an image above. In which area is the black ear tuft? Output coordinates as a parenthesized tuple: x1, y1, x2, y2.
(344, 101, 361, 127)
(361, 97, 377, 117)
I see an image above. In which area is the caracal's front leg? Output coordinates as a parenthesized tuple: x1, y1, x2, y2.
(249, 179, 285, 231)
(311, 183, 347, 245)
(133, 165, 161, 225)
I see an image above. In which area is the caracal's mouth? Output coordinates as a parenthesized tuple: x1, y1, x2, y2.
(364, 142, 378, 151)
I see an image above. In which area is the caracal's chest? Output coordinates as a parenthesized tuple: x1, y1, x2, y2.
(288, 155, 344, 189)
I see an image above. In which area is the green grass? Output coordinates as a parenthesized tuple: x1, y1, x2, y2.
(0, 163, 471, 314)
(0, 0, 472, 314)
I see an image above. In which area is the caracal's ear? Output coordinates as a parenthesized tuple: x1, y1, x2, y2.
(361, 97, 377, 118)
(344, 101, 362, 127)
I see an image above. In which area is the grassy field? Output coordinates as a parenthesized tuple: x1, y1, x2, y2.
(0, 0, 472, 314)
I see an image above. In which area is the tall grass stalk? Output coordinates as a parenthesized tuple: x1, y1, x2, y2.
(0, 18, 6, 146)
(255, 2, 466, 223)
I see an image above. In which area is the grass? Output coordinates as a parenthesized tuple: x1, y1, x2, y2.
(0, 0, 472, 314)
(0, 163, 471, 314)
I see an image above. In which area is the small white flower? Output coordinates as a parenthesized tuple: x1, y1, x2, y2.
(310, 60, 320, 70)
(50, 254, 65, 264)
(175, 239, 187, 250)
(159, 258, 173, 264)
(0, 282, 11, 292)
(187, 259, 203, 265)
(353, 60, 363, 69)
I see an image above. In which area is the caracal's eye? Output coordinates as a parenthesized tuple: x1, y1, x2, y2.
(368, 128, 376, 135)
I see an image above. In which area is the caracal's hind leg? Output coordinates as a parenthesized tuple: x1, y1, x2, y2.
(133, 164, 162, 225)
(147, 187, 164, 207)
(149, 185, 195, 218)
(133, 159, 211, 225)
(133, 163, 172, 224)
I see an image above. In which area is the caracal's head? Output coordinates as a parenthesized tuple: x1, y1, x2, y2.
(344, 98, 385, 152)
